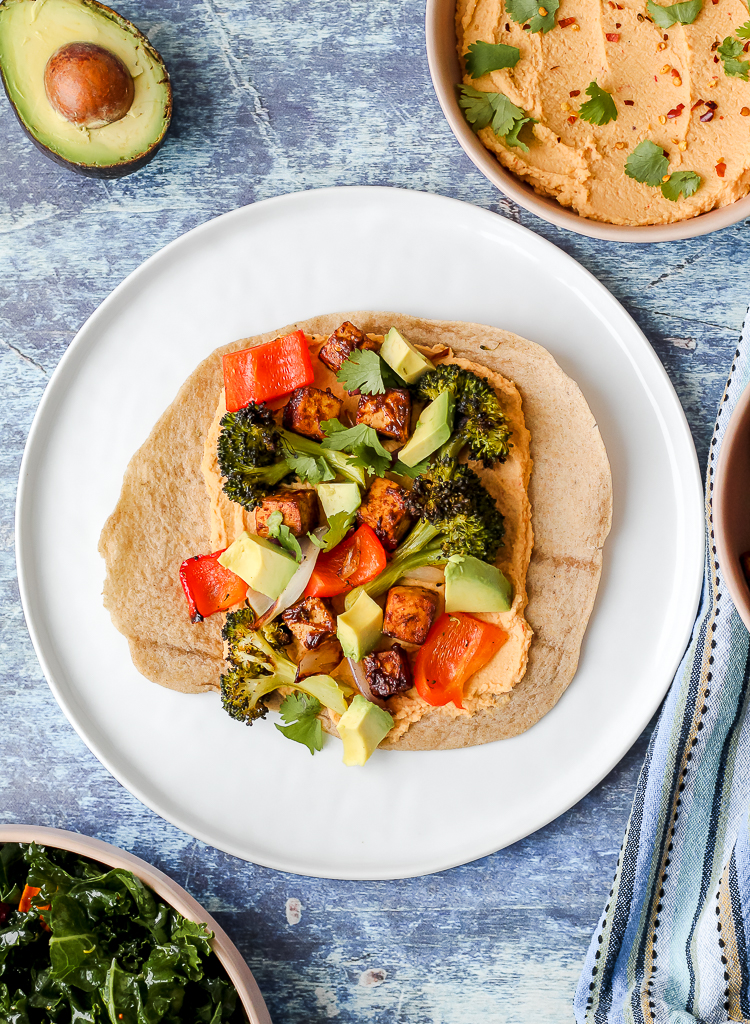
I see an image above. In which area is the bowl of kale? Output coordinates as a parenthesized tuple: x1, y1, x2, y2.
(0, 826, 271, 1024)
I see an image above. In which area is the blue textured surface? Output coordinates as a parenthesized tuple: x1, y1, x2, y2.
(0, 0, 742, 1018)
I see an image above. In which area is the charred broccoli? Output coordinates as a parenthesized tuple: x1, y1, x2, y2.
(413, 363, 511, 465)
(346, 459, 505, 609)
(220, 609, 296, 726)
(218, 403, 365, 511)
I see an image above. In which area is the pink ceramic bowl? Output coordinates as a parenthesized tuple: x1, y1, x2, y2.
(425, 0, 750, 242)
(715, 382, 750, 633)
(0, 825, 272, 1024)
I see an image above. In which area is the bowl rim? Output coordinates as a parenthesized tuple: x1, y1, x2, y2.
(424, 0, 750, 242)
(714, 382, 750, 632)
(0, 825, 272, 1024)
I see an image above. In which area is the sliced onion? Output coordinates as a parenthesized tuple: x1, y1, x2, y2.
(295, 641, 343, 683)
(254, 527, 326, 627)
(347, 657, 388, 710)
(245, 587, 274, 619)
(399, 565, 446, 586)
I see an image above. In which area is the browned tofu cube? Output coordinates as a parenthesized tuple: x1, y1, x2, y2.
(356, 388, 411, 443)
(282, 597, 336, 650)
(363, 645, 412, 700)
(255, 490, 319, 538)
(282, 386, 342, 440)
(318, 321, 378, 373)
(383, 586, 438, 646)
(357, 478, 413, 551)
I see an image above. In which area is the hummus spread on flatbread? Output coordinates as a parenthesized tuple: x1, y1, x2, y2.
(99, 312, 612, 753)
(456, 0, 750, 225)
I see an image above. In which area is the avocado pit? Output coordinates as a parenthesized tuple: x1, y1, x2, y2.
(44, 41, 134, 129)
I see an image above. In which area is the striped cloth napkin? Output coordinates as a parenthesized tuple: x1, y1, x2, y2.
(574, 318, 750, 1024)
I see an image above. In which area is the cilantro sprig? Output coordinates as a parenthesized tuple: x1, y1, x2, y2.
(457, 85, 536, 152)
(320, 419, 392, 477)
(285, 450, 336, 485)
(464, 40, 520, 78)
(737, 19, 750, 38)
(505, 0, 559, 33)
(718, 35, 750, 80)
(660, 170, 701, 201)
(275, 692, 324, 754)
(393, 458, 431, 479)
(624, 140, 701, 201)
(646, 0, 702, 28)
(317, 508, 359, 552)
(336, 348, 404, 395)
(624, 140, 670, 186)
(578, 81, 617, 126)
(265, 510, 302, 562)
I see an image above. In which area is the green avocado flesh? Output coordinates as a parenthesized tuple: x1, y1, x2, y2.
(0, 0, 171, 175)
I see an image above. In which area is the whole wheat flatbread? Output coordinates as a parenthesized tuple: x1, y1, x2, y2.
(99, 312, 612, 750)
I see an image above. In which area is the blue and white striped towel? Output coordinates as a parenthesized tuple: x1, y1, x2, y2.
(575, 317, 750, 1023)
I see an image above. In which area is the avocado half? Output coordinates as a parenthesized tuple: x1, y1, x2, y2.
(0, 0, 172, 178)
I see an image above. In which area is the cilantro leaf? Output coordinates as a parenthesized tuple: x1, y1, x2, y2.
(393, 458, 431, 479)
(275, 692, 324, 754)
(465, 40, 520, 78)
(320, 419, 392, 477)
(578, 81, 617, 126)
(320, 509, 358, 552)
(647, 0, 702, 28)
(660, 170, 701, 200)
(624, 140, 670, 186)
(457, 86, 535, 150)
(265, 510, 302, 562)
(719, 35, 750, 79)
(285, 451, 335, 485)
(737, 19, 750, 38)
(336, 348, 404, 395)
(505, 0, 559, 32)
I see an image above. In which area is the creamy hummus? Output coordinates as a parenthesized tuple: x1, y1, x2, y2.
(456, 0, 750, 224)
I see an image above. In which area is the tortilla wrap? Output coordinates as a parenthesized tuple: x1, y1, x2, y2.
(99, 312, 612, 750)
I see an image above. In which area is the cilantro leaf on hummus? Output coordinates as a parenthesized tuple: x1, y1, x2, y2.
(719, 35, 750, 79)
(578, 81, 617, 126)
(265, 510, 303, 562)
(275, 692, 324, 754)
(465, 40, 520, 78)
(660, 170, 701, 201)
(647, 0, 702, 28)
(457, 85, 536, 152)
(505, 0, 559, 33)
(737, 19, 750, 38)
(320, 419, 392, 477)
(624, 140, 670, 187)
(336, 348, 403, 394)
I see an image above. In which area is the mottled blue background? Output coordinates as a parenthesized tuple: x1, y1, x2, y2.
(0, 0, 740, 1018)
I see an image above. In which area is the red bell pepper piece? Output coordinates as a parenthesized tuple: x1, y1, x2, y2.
(18, 885, 50, 930)
(223, 330, 315, 411)
(179, 550, 248, 623)
(414, 613, 508, 709)
(304, 524, 387, 598)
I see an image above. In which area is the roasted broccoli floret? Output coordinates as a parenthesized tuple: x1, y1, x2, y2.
(217, 403, 365, 512)
(413, 364, 511, 465)
(220, 609, 296, 726)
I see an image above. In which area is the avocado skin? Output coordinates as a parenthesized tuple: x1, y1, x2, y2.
(0, 0, 172, 178)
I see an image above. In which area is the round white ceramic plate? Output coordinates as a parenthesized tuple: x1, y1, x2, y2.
(17, 187, 703, 880)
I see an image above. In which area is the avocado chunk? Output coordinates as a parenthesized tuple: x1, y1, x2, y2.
(336, 695, 394, 766)
(398, 389, 455, 467)
(218, 532, 298, 600)
(317, 482, 361, 520)
(380, 327, 435, 384)
(336, 590, 383, 661)
(444, 555, 513, 613)
(0, 0, 171, 178)
(295, 674, 350, 716)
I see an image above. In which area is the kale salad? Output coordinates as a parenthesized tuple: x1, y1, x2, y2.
(0, 843, 245, 1024)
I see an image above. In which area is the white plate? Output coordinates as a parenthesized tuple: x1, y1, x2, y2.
(16, 187, 704, 880)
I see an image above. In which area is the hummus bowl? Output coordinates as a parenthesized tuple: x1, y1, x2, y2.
(426, 0, 750, 241)
(0, 824, 272, 1024)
